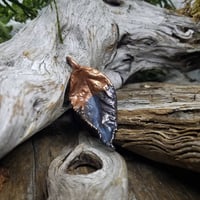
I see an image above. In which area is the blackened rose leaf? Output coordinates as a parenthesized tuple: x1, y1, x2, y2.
(66, 56, 117, 148)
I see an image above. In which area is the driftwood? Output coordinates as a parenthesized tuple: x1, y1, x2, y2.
(47, 133, 128, 200)
(1, 121, 200, 200)
(116, 82, 200, 172)
(1, 0, 200, 159)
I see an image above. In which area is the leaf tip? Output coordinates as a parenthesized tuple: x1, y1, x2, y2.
(66, 56, 80, 70)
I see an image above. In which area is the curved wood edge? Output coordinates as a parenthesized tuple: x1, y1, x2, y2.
(47, 132, 128, 200)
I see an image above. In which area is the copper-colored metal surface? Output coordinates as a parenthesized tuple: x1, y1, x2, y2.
(67, 56, 111, 110)
(67, 56, 117, 147)
(66, 56, 81, 70)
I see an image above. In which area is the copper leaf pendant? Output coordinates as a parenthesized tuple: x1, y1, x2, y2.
(67, 56, 117, 148)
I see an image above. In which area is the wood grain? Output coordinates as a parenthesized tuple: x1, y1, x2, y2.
(116, 82, 200, 172)
(1, 0, 200, 159)
(0, 115, 78, 200)
(0, 118, 200, 200)
(47, 133, 128, 200)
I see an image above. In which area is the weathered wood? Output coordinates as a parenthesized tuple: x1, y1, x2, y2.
(0, 117, 200, 200)
(115, 82, 200, 172)
(1, 0, 200, 197)
(0, 166, 9, 192)
(125, 152, 200, 200)
(47, 132, 128, 200)
(1, 0, 200, 158)
(0, 115, 78, 200)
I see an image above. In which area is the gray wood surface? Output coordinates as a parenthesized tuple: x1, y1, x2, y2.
(47, 133, 128, 200)
(1, 0, 200, 198)
(1, 0, 200, 159)
(116, 82, 200, 172)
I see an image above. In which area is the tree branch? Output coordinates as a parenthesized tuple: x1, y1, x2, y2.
(0, 0, 200, 158)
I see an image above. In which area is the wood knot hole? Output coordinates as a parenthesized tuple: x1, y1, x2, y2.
(66, 152, 103, 175)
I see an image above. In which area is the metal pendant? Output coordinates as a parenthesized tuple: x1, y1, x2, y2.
(67, 56, 117, 148)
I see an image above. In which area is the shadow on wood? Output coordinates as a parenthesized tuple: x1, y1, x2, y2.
(0, 111, 200, 200)
(0, 110, 200, 200)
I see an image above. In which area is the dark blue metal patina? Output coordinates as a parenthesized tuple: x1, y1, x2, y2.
(66, 56, 117, 148)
